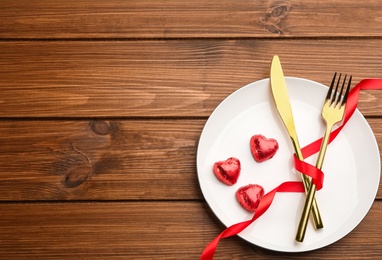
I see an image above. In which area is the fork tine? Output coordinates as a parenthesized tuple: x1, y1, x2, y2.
(327, 72, 337, 101)
(332, 73, 342, 105)
(342, 75, 352, 106)
(336, 74, 347, 107)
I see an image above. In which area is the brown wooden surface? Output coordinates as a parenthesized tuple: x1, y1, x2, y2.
(0, 202, 381, 259)
(1, 1, 382, 259)
(0, 40, 382, 118)
(2, 0, 382, 38)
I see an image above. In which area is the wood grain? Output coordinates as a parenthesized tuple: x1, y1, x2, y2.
(2, 0, 382, 38)
(0, 119, 203, 201)
(0, 201, 381, 259)
(0, 119, 380, 201)
(0, 40, 382, 117)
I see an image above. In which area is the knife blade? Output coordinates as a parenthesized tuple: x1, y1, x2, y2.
(270, 55, 324, 239)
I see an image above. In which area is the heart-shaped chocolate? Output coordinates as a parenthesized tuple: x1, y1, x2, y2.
(213, 157, 241, 186)
(250, 134, 279, 162)
(236, 184, 264, 212)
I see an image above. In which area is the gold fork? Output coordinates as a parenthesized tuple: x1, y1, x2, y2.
(296, 73, 352, 242)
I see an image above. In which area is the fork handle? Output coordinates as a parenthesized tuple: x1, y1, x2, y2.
(296, 125, 332, 242)
(300, 174, 323, 228)
(293, 138, 324, 230)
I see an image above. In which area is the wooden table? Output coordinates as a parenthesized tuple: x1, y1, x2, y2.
(1, 1, 382, 259)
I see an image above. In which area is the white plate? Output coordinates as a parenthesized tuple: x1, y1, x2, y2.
(197, 77, 380, 252)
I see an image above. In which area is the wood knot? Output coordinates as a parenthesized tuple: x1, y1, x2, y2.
(64, 164, 92, 188)
(258, 3, 291, 35)
(271, 5, 289, 18)
(50, 144, 93, 189)
(90, 120, 111, 135)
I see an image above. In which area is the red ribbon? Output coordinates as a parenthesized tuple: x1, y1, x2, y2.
(201, 78, 382, 260)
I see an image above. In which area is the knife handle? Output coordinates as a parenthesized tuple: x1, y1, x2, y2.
(299, 174, 323, 232)
(294, 142, 324, 232)
(296, 125, 332, 242)
(296, 181, 319, 242)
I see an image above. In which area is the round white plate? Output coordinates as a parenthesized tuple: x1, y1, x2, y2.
(196, 77, 380, 252)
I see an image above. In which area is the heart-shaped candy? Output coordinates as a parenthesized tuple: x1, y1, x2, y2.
(250, 134, 279, 162)
(236, 184, 264, 212)
(213, 157, 241, 186)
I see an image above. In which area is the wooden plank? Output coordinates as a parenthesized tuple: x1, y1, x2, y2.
(0, 39, 382, 117)
(2, 0, 382, 38)
(0, 119, 380, 201)
(0, 120, 204, 201)
(0, 201, 381, 259)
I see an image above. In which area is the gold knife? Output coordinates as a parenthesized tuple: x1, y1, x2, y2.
(270, 55, 324, 236)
